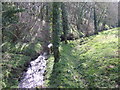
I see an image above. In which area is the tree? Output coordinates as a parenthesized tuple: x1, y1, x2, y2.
(52, 2, 61, 62)
(2, 2, 24, 42)
(61, 3, 69, 44)
(76, 2, 87, 33)
(118, 2, 120, 27)
(41, 3, 51, 55)
(93, 3, 98, 34)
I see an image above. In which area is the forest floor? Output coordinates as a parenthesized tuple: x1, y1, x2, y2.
(1, 28, 119, 88)
(45, 28, 119, 88)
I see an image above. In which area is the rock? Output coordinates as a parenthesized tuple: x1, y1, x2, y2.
(48, 43, 53, 48)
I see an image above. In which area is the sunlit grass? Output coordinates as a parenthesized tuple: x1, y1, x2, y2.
(47, 28, 119, 88)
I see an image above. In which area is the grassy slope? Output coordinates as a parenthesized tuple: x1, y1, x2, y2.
(46, 28, 119, 88)
(1, 42, 41, 88)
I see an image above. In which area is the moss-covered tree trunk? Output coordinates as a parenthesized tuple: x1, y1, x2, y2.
(94, 4, 98, 34)
(118, 2, 120, 27)
(61, 3, 69, 44)
(118, 21, 120, 27)
(52, 2, 61, 62)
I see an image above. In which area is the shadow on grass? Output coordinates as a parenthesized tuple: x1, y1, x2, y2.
(48, 42, 87, 88)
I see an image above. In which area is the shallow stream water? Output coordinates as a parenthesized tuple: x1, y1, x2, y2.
(18, 53, 48, 88)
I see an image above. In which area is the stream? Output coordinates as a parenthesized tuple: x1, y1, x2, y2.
(18, 52, 48, 88)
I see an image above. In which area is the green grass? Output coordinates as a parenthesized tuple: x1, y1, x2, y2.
(46, 28, 119, 88)
(1, 28, 119, 88)
(1, 42, 41, 88)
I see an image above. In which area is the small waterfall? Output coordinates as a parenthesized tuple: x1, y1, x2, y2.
(18, 53, 48, 88)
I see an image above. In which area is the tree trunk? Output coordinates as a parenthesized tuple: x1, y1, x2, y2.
(61, 3, 69, 44)
(94, 4, 98, 34)
(118, 2, 120, 27)
(118, 21, 120, 27)
(52, 2, 61, 62)
(41, 3, 51, 55)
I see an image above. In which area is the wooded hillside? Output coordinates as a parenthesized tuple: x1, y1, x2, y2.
(1, 2, 119, 89)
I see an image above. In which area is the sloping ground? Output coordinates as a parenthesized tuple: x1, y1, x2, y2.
(45, 28, 119, 88)
(1, 42, 41, 88)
